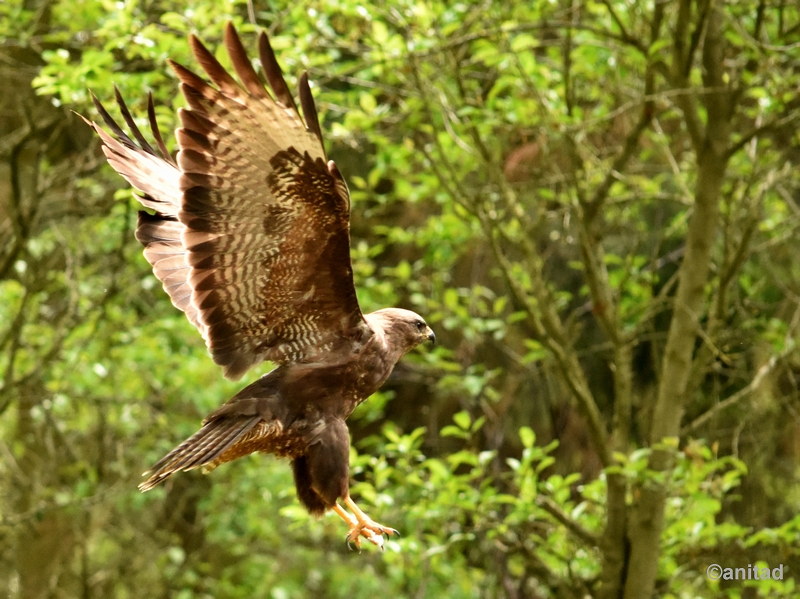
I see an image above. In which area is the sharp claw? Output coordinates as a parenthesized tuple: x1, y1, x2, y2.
(335, 500, 398, 552)
(346, 534, 362, 553)
(344, 527, 390, 552)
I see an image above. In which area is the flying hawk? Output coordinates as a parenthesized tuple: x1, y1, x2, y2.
(82, 22, 434, 551)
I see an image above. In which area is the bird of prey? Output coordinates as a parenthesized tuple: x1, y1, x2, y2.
(81, 22, 435, 550)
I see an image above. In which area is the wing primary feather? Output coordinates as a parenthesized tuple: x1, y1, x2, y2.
(224, 21, 268, 99)
(258, 31, 299, 113)
(113, 85, 158, 157)
(189, 33, 242, 97)
(169, 59, 217, 99)
(90, 91, 137, 150)
(177, 108, 219, 140)
(179, 83, 215, 113)
(147, 92, 176, 166)
(176, 126, 214, 153)
(298, 72, 323, 147)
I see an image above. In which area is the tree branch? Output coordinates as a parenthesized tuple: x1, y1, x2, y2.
(681, 342, 796, 435)
(536, 495, 599, 546)
(670, 0, 705, 152)
(725, 112, 800, 160)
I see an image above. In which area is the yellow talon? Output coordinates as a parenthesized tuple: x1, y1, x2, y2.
(332, 498, 399, 552)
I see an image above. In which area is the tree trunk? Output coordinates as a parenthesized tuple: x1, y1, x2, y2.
(621, 5, 731, 595)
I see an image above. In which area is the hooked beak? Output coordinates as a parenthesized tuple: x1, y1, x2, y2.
(426, 327, 436, 345)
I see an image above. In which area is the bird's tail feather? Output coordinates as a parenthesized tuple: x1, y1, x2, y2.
(139, 416, 260, 491)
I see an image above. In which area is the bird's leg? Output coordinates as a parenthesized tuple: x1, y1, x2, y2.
(334, 496, 398, 552)
(332, 503, 357, 528)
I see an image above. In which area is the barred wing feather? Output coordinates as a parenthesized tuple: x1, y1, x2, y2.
(85, 22, 371, 381)
(82, 91, 203, 334)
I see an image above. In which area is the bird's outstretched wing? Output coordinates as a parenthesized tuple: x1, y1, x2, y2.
(83, 89, 204, 333)
(84, 23, 372, 380)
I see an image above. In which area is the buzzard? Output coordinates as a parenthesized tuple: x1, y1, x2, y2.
(82, 22, 434, 550)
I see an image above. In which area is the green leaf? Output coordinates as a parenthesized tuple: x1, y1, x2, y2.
(453, 410, 471, 430)
(519, 426, 535, 449)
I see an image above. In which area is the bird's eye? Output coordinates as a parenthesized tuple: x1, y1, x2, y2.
(415, 320, 425, 331)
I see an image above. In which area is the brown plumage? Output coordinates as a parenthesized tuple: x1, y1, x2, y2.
(82, 22, 435, 550)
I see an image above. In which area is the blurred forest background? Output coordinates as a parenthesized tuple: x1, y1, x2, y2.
(2, 0, 800, 597)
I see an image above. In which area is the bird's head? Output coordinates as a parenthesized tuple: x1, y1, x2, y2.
(365, 308, 435, 356)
